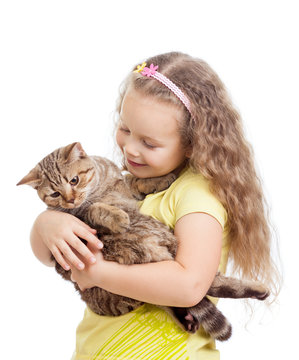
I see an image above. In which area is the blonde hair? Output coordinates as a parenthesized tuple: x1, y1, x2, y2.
(116, 52, 280, 298)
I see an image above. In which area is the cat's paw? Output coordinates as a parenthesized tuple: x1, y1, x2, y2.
(134, 173, 177, 195)
(245, 283, 270, 301)
(172, 307, 200, 334)
(154, 173, 177, 192)
(183, 313, 200, 334)
(249, 288, 270, 300)
(109, 211, 130, 233)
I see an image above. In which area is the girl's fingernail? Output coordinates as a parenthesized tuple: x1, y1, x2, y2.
(78, 263, 84, 269)
(97, 241, 103, 249)
(65, 264, 70, 270)
(90, 256, 96, 264)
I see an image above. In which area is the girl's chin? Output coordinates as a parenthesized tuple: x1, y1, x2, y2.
(125, 160, 165, 178)
(128, 168, 146, 177)
(127, 165, 151, 178)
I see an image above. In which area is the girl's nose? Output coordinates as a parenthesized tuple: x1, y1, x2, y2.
(124, 140, 139, 158)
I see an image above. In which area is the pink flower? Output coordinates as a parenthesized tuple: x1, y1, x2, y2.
(141, 63, 159, 77)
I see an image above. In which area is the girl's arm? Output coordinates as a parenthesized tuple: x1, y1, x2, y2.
(30, 210, 103, 270)
(70, 212, 222, 307)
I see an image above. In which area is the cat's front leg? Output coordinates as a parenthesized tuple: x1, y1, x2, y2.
(125, 173, 177, 199)
(87, 202, 130, 234)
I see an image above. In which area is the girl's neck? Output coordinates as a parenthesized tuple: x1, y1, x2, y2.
(172, 159, 189, 177)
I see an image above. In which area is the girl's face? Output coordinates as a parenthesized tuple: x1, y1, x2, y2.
(116, 89, 189, 178)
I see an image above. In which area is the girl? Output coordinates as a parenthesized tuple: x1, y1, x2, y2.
(30, 52, 279, 359)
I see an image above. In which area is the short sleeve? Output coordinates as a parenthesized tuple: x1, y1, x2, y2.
(174, 176, 227, 229)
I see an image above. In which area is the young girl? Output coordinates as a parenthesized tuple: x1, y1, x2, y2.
(30, 52, 279, 359)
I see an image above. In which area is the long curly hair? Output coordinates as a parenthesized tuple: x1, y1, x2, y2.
(115, 52, 280, 297)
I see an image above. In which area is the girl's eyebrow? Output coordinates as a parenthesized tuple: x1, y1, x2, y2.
(143, 135, 163, 145)
(119, 117, 164, 144)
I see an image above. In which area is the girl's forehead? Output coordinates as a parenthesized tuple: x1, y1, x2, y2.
(120, 89, 182, 134)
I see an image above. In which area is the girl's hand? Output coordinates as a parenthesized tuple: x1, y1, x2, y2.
(70, 250, 105, 291)
(32, 210, 103, 271)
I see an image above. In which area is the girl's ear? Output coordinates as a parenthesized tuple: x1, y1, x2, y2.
(63, 142, 87, 163)
(17, 167, 42, 189)
(185, 146, 192, 158)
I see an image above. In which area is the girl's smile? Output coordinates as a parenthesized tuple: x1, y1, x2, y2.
(116, 88, 190, 178)
(126, 159, 147, 168)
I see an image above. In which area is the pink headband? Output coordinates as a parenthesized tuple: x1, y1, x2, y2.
(134, 62, 193, 118)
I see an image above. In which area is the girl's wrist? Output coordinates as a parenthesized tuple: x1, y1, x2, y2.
(93, 260, 115, 289)
(94, 258, 119, 288)
(79, 251, 118, 289)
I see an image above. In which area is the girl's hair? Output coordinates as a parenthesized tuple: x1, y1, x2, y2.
(116, 51, 280, 297)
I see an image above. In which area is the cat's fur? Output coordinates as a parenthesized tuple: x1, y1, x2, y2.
(18, 142, 269, 341)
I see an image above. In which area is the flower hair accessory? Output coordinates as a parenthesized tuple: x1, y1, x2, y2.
(134, 62, 193, 118)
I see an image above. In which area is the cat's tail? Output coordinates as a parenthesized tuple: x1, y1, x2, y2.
(195, 297, 232, 341)
(172, 297, 232, 341)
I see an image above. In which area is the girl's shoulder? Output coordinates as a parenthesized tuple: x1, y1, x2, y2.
(139, 167, 227, 230)
(170, 167, 227, 229)
(175, 167, 209, 188)
(170, 166, 214, 200)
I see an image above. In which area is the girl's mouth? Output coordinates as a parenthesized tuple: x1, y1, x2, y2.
(127, 159, 146, 167)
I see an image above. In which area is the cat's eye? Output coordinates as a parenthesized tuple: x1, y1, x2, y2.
(50, 192, 60, 198)
(70, 176, 79, 186)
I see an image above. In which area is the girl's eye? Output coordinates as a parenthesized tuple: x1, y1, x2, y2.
(143, 141, 156, 149)
(120, 127, 130, 134)
(70, 176, 79, 185)
(50, 192, 60, 198)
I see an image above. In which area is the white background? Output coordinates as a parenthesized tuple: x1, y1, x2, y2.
(1, 1, 298, 359)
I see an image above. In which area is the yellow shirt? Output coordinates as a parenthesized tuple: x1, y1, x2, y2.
(72, 168, 229, 360)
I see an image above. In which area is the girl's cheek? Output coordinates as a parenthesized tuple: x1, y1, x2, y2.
(116, 130, 123, 151)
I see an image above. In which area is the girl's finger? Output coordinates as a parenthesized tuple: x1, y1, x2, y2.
(73, 217, 97, 234)
(69, 235, 97, 265)
(51, 246, 70, 271)
(59, 240, 86, 270)
(74, 225, 103, 250)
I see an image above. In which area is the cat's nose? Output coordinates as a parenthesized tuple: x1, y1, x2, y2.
(67, 198, 75, 204)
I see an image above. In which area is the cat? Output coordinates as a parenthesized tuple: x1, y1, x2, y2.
(17, 142, 269, 341)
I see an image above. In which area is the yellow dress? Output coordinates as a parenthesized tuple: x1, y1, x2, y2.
(72, 168, 229, 359)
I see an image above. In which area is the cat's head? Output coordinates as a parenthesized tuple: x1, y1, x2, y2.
(17, 142, 96, 209)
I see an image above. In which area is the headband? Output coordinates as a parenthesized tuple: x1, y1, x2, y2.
(134, 62, 193, 118)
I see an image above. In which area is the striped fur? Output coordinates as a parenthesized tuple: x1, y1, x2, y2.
(18, 142, 269, 341)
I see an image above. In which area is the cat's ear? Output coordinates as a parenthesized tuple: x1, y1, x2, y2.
(64, 142, 87, 163)
(17, 167, 42, 189)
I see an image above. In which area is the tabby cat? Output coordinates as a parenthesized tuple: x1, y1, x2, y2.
(17, 142, 269, 341)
